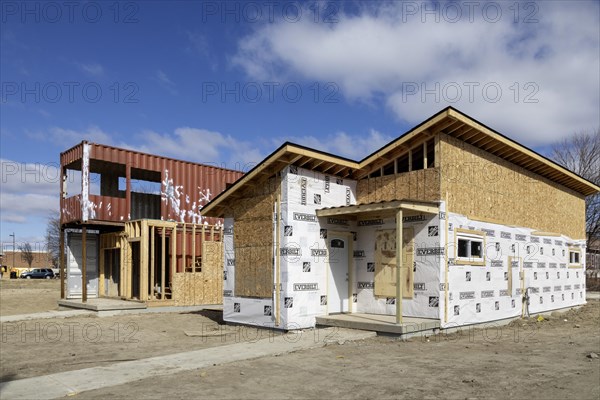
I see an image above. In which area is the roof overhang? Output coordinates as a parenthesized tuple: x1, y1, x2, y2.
(316, 199, 440, 220)
(202, 107, 599, 218)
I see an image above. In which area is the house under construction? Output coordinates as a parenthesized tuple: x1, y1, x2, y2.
(59, 141, 243, 306)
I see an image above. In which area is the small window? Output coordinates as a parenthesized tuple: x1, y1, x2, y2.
(370, 169, 381, 178)
(426, 138, 435, 168)
(397, 153, 409, 173)
(411, 144, 424, 171)
(569, 249, 581, 266)
(455, 229, 485, 265)
(382, 161, 395, 176)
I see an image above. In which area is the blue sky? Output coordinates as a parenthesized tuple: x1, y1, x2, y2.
(1, 0, 599, 251)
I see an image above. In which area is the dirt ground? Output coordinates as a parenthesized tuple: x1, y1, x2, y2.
(1, 278, 599, 399)
(0, 279, 61, 316)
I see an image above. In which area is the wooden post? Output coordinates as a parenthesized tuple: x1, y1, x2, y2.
(211, 226, 215, 242)
(150, 226, 155, 299)
(275, 193, 281, 326)
(140, 220, 148, 301)
(192, 224, 196, 271)
(161, 227, 166, 300)
(82, 227, 87, 303)
(444, 194, 450, 323)
(99, 244, 105, 297)
(60, 229, 65, 299)
(170, 226, 177, 295)
(395, 209, 402, 324)
(182, 223, 187, 272)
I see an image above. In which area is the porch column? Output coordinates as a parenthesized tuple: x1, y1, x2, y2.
(60, 229, 65, 299)
(82, 227, 87, 303)
(395, 208, 403, 325)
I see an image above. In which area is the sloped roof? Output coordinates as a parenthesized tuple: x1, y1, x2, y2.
(202, 107, 600, 217)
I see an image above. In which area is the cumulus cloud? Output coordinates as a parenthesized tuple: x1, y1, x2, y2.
(278, 129, 394, 160)
(0, 159, 60, 224)
(232, 1, 600, 146)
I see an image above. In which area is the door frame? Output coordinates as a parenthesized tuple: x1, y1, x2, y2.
(325, 231, 354, 316)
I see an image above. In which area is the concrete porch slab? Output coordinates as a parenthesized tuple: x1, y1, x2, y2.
(58, 298, 147, 312)
(316, 313, 440, 335)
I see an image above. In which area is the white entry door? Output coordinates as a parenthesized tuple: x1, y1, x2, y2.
(67, 232, 99, 299)
(328, 236, 349, 313)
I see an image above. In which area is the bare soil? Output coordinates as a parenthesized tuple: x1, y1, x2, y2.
(79, 300, 600, 400)
(0, 279, 60, 316)
(1, 278, 598, 399)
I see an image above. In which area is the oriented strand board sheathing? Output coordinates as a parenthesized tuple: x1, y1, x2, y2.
(439, 135, 586, 239)
(172, 242, 222, 306)
(356, 168, 441, 204)
(231, 178, 279, 299)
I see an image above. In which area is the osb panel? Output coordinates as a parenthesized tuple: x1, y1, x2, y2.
(231, 177, 278, 299)
(357, 168, 441, 204)
(440, 135, 586, 239)
(374, 229, 414, 299)
(172, 241, 223, 306)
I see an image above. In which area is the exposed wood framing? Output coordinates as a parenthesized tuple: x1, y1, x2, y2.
(395, 209, 403, 325)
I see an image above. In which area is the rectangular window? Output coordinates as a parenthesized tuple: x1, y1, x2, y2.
(569, 249, 581, 267)
(382, 161, 395, 176)
(397, 153, 409, 173)
(426, 138, 435, 168)
(455, 229, 486, 266)
(411, 144, 424, 171)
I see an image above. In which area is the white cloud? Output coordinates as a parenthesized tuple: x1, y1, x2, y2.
(78, 62, 105, 77)
(30, 126, 114, 148)
(278, 129, 394, 160)
(0, 159, 60, 224)
(135, 127, 264, 168)
(155, 70, 178, 95)
(232, 1, 600, 146)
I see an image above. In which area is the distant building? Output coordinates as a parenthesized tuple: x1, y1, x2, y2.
(0, 249, 53, 269)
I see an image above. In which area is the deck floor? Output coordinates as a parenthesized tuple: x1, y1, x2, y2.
(58, 298, 147, 311)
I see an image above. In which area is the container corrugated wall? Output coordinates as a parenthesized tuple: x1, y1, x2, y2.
(60, 141, 244, 226)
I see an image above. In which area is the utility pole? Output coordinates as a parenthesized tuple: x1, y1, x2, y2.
(9, 232, 16, 270)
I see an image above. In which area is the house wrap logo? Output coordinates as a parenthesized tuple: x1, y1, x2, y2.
(530, 236, 539, 243)
(353, 250, 365, 258)
(223, 290, 233, 297)
(501, 231, 512, 239)
(549, 263, 557, 268)
(223, 227, 233, 235)
(554, 286, 562, 292)
(559, 263, 567, 268)
(459, 291, 475, 300)
(482, 228, 495, 237)
(311, 249, 327, 257)
(481, 290, 494, 298)
(358, 219, 383, 226)
(523, 262, 533, 268)
(439, 211, 446, 220)
(414, 282, 426, 291)
(428, 296, 439, 307)
(543, 238, 552, 244)
(324, 175, 330, 193)
(327, 217, 349, 226)
(491, 260, 503, 268)
(403, 215, 426, 223)
(515, 234, 526, 241)
(554, 240, 563, 246)
(280, 247, 301, 256)
(537, 262, 546, 268)
(293, 283, 319, 291)
(346, 188, 351, 206)
(499, 289, 509, 296)
(511, 261, 519, 268)
(543, 287, 551, 293)
(226, 259, 235, 266)
(357, 282, 374, 289)
(300, 178, 307, 205)
(293, 212, 317, 222)
(417, 247, 444, 256)
(574, 284, 580, 290)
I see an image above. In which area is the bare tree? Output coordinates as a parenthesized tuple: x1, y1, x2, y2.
(551, 129, 600, 248)
(19, 242, 34, 269)
(45, 212, 61, 267)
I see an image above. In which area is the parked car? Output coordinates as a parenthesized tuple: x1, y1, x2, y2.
(20, 268, 54, 279)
